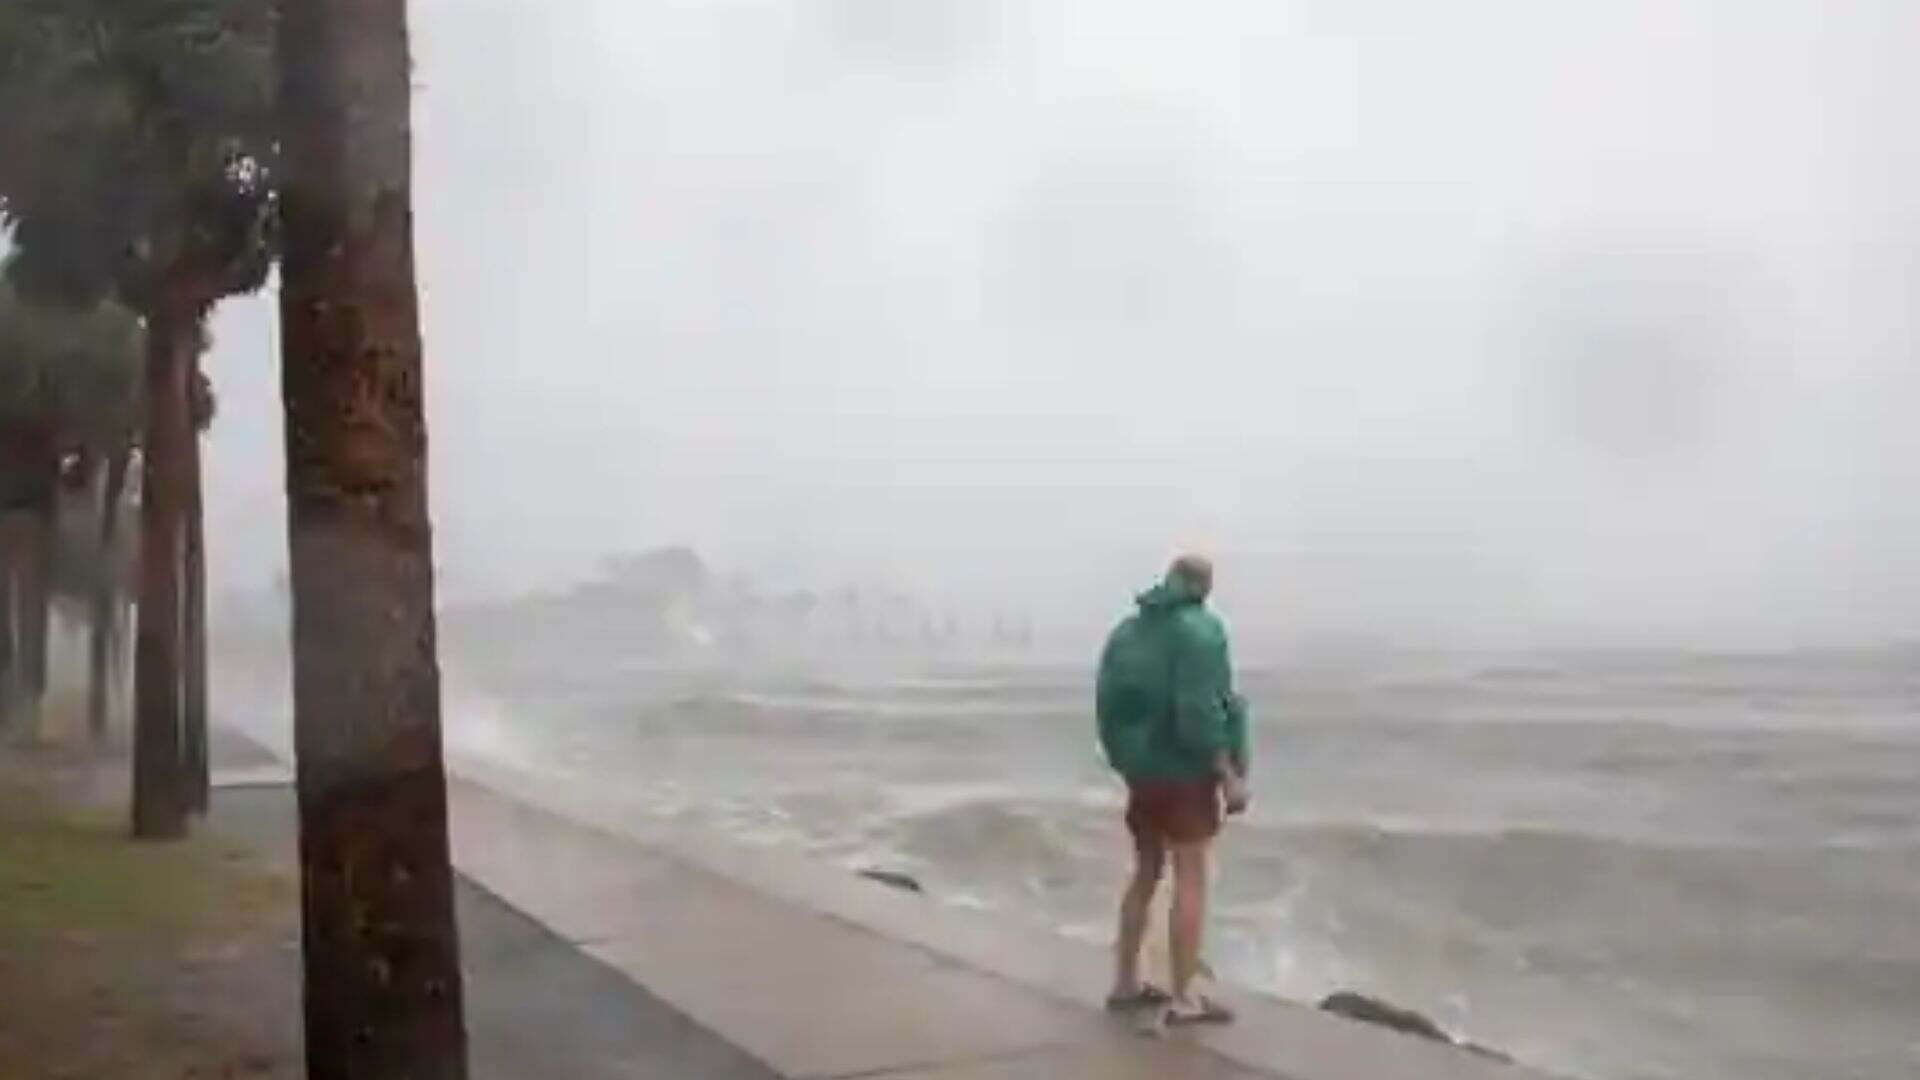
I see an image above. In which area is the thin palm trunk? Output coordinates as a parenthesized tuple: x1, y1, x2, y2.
(89, 448, 130, 742)
(278, 2, 468, 1074)
(132, 297, 195, 840)
(183, 416, 209, 813)
(0, 442, 54, 734)
(0, 532, 14, 729)
(15, 502, 50, 738)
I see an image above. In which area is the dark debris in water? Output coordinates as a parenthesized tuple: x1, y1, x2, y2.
(857, 868, 924, 894)
(1319, 991, 1513, 1064)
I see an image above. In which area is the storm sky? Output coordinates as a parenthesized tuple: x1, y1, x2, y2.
(204, 0, 1920, 649)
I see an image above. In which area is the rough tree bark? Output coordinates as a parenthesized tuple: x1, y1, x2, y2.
(278, 1, 469, 1075)
(89, 448, 130, 742)
(131, 296, 196, 840)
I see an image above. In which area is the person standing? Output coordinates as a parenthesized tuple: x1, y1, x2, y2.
(1096, 554, 1250, 1026)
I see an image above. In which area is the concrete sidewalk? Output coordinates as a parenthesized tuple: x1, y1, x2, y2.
(211, 784, 780, 1079)
(447, 769, 1555, 1080)
(448, 777, 1259, 1080)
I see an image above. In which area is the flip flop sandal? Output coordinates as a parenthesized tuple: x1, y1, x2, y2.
(1104, 983, 1173, 1012)
(1164, 994, 1237, 1026)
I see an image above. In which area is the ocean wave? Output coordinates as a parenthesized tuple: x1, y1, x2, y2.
(888, 800, 1093, 871)
(722, 690, 1084, 720)
(1249, 815, 1920, 862)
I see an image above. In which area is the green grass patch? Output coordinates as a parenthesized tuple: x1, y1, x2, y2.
(0, 791, 293, 942)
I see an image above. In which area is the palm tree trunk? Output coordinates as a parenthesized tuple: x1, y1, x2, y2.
(0, 530, 15, 730)
(15, 502, 51, 738)
(278, 2, 468, 1075)
(132, 296, 195, 840)
(183, 417, 209, 814)
(0, 444, 55, 735)
(89, 448, 130, 742)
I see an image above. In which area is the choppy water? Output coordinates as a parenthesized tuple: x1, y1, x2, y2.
(441, 648, 1920, 1080)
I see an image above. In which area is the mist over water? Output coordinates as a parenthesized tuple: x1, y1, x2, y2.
(199, 0, 1920, 650)
(200, 3, 1920, 1080)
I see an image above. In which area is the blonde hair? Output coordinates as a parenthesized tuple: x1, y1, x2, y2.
(1168, 553, 1215, 597)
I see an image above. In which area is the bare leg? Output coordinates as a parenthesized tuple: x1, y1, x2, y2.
(1112, 838, 1164, 997)
(1169, 840, 1210, 1001)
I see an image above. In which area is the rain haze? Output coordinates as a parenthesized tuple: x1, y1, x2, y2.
(199, 0, 1920, 650)
(8, 3, 1920, 1080)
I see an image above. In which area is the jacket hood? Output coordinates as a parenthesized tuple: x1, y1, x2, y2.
(1135, 573, 1203, 613)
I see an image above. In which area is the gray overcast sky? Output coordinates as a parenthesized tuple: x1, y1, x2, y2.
(205, 0, 1920, 649)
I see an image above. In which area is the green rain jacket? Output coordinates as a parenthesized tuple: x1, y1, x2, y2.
(1095, 573, 1251, 783)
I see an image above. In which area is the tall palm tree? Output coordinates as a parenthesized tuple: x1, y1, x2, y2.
(277, 1, 467, 1074)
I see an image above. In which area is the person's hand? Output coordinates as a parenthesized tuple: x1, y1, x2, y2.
(1221, 772, 1251, 816)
